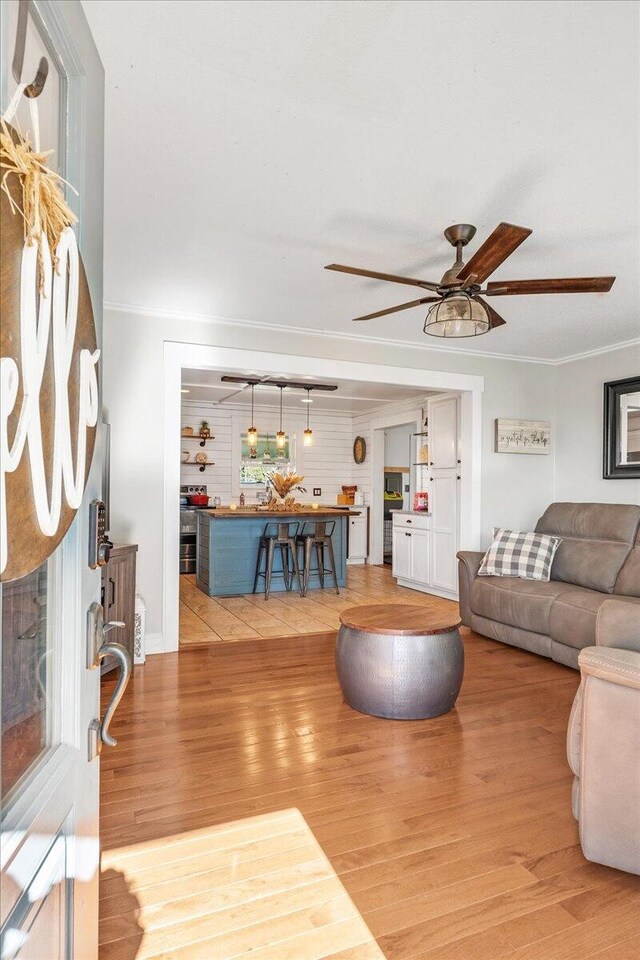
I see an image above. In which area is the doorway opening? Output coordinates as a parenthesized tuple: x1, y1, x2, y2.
(382, 421, 417, 564)
(163, 343, 483, 653)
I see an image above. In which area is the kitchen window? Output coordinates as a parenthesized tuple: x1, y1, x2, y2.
(239, 433, 295, 486)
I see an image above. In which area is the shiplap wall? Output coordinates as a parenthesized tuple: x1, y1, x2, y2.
(350, 421, 373, 502)
(181, 405, 235, 500)
(181, 402, 354, 504)
(181, 395, 434, 511)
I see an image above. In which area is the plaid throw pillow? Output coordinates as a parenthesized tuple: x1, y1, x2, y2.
(478, 528, 562, 582)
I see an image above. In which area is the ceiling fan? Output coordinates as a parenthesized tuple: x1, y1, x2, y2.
(325, 223, 615, 338)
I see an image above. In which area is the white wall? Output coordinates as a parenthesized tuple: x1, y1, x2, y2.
(384, 422, 414, 469)
(103, 308, 558, 640)
(554, 345, 640, 504)
(180, 400, 354, 504)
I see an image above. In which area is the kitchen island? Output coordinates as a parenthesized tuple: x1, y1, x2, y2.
(196, 508, 361, 597)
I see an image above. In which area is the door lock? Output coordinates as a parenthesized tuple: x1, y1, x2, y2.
(88, 499, 113, 568)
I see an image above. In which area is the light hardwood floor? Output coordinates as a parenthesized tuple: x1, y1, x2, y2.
(100, 601, 640, 959)
(179, 565, 457, 644)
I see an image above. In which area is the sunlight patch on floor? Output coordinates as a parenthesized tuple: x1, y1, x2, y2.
(100, 807, 386, 959)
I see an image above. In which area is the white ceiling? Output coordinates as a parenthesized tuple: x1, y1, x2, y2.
(83, 0, 639, 361)
(181, 368, 430, 415)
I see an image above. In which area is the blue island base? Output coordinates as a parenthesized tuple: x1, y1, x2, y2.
(196, 512, 348, 597)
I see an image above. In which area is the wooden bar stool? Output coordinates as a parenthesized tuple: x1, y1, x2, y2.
(297, 521, 339, 597)
(252, 521, 303, 599)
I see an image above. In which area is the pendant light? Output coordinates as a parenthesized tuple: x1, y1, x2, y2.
(247, 383, 258, 446)
(303, 388, 314, 446)
(276, 385, 286, 451)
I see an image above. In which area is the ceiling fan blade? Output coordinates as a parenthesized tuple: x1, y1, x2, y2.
(475, 296, 506, 328)
(484, 276, 616, 296)
(456, 223, 532, 284)
(352, 296, 441, 322)
(325, 264, 440, 291)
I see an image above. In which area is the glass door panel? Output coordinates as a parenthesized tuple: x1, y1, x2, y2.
(1, 560, 57, 807)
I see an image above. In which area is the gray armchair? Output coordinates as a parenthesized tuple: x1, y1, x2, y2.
(567, 600, 640, 875)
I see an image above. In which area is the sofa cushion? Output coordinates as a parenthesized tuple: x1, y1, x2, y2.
(478, 528, 562, 582)
(550, 591, 640, 650)
(614, 525, 640, 597)
(470, 576, 576, 636)
(535, 503, 640, 594)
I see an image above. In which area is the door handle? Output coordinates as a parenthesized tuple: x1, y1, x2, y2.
(87, 602, 132, 759)
(96, 641, 132, 747)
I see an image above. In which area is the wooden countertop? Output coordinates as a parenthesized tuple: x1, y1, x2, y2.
(339, 603, 461, 636)
(202, 507, 362, 518)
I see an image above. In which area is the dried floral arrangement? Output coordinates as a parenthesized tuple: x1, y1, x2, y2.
(266, 468, 306, 509)
(0, 118, 77, 288)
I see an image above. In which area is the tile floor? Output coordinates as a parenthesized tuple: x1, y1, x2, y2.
(179, 565, 457, 645)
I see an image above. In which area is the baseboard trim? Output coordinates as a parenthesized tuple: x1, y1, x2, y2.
(396, 578, 459, 602)
(144, 633, 165, 655)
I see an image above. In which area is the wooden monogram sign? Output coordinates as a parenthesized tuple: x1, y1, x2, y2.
(0, 123, 100, 582)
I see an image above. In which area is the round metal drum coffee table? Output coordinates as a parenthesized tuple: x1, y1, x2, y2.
(336, 604, 463, 720)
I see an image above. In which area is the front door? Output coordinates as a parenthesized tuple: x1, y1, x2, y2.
(1, 2, 106, 958)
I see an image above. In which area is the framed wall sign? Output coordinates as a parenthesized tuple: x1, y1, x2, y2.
(494, 419, 551, 455)
(603, 376, 640, 479)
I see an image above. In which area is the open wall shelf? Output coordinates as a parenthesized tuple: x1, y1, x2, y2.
(182, 461, 215, 472)
(181, 434, 214, 447)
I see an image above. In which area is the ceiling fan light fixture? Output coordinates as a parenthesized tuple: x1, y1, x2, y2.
(423, 293, 490, 338)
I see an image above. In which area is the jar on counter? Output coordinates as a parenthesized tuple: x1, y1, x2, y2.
(413, 492, 429, 512)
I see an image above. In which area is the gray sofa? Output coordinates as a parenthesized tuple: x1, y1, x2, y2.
(458, 502, 640, 669)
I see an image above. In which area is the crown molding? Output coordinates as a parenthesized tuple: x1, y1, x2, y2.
(103, 300, 637, 367)
(553, 337, 640, 365)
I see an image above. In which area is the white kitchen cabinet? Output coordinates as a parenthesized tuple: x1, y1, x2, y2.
(347, 508, 368, 564)
(392, 393, 460, 600)
(428, 395, 459, 469)
(408, 528, 430, 584)
(391, 525, 412, 579)
(392, 514, 430, 586)
(430, 472, 458, 592)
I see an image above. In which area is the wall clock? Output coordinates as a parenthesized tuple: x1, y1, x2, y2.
(353, 436, 367, 464)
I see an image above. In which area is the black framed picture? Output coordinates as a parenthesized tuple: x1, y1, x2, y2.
(603, 375, 640, 479)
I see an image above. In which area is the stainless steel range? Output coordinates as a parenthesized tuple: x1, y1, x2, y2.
(180, 485, 209, 574)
